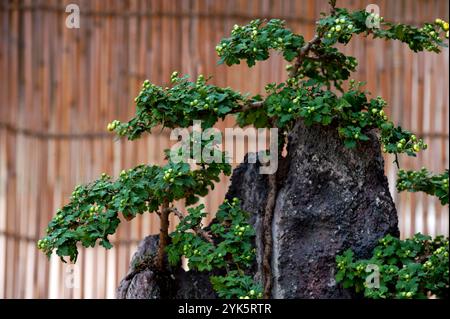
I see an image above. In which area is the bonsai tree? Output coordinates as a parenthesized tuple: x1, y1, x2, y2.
(38, 1, 449, 299)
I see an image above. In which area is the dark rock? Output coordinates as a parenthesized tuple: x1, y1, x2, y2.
(117, 120, 398, 299)
(116, 235, 167, 299)
(122, 269, 163, 299)
(174, 268, 217, 299)
(273, 122, 398, 298)
(116, 234, 217, 299)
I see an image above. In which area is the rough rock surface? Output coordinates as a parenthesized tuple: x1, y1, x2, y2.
(272, 121, 398, 298)
(117, 235, 217, 298)
(117, 120, 399, 299)
(116, 235, 170, 299)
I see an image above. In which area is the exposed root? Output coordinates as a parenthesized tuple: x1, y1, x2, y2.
(262, 171, 278, 299)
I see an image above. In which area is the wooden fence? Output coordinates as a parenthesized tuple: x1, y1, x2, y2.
(0, 0, 448, 298)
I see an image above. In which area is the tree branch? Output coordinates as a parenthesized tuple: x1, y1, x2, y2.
(329, 0, 337, 16)
(156, 199, 170, 271)
(262, 172, 277, 299)
(288, 0, 339, 79)
(236, 100, 264, 113)
(289, 35, 322, 78)
(394, 153, 400, 169)
(170, 207, 214, 244)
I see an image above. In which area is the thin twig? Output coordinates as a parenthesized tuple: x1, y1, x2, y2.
(394, 153, 400, 169)
(170, 207, 214, 244)
(0, 121, 112, 140)
(289, 35, 322, 78)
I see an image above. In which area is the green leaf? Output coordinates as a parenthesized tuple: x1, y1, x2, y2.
(100, 239, 113, 249)
(344, 139, 357, 148)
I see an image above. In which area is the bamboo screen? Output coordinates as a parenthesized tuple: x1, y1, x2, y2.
(0, 0, 448, 298)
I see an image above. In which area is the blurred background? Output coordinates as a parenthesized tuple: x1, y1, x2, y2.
(0, 0, 448, 298)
